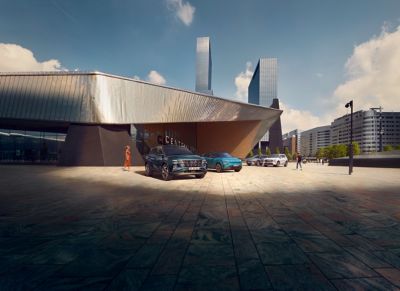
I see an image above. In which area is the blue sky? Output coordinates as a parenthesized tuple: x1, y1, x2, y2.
(1, 0, 400, 131)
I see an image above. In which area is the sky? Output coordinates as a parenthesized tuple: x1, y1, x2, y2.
(0, 0, 400, 133)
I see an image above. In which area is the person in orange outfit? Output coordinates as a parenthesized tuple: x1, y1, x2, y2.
(124, 145, 132, 171)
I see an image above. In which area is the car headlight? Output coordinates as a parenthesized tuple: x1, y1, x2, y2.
(202, 159, 207, 166)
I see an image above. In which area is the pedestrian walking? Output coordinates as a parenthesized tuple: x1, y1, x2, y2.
(124, 145, 132, 171)
(296, 152, 302, 170)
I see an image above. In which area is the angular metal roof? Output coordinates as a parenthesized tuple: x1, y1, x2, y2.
(0, 71, 282, 125)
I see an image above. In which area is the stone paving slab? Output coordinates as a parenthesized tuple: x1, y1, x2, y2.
(0, 164, 399, 290)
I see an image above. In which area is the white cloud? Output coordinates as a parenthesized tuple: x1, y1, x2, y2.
(280, 102, 331, 133)
(283, 24, 400, 133)
(0, 43, 63, 72)
(332, 25, 400, 116)
(132, 75, 141, 80)
(147, 70, 166, 85)
(166, 0, 195, 26)
(234, 62, 253, 103)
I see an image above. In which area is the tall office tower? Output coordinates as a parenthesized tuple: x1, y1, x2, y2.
(248, 58, 282, 151)
(248, 58, 277, 107)
(195, 37, 213, 95)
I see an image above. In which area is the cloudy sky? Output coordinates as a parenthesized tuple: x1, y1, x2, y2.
(1, 0, 399, 132)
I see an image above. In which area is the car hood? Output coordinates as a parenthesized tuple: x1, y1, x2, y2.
(167, 155, 203, 160)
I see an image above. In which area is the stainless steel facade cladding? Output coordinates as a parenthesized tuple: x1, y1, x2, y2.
(0, 71, 280, 126)
(248, 58, 277, 107)
(195, 37, 212, 95)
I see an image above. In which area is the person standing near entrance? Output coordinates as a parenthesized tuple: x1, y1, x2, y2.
(124, 145, 132, 171)
(296, 152, 302, 170)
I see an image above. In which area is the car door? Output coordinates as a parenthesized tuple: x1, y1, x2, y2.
(146, 148, 157, 171)
(154, 147, 165, 171)
(205, 153, 215, 169)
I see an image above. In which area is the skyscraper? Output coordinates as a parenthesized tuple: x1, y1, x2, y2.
(248, 58, 277, 107)
(248, 58, 282, 152)
(195, 37, 213, 95)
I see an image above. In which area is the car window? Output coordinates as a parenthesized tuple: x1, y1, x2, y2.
(214, 153, 232, 158)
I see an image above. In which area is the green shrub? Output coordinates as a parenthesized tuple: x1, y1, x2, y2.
(384, 145, 394, 152)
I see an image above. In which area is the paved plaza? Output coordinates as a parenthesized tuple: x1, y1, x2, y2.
(0, 164, 400, 290)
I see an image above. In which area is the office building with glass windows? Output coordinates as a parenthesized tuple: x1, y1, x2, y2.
(248, 58, 277, 107)
(0, 71, 282, 166)
(195, 37, 213, 95)
(331, 110, 400, 153)
(248, 58, 282, 151)
(300, 125, 331, 157)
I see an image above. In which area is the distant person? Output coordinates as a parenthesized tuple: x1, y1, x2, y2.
(124, 145, 132, 171)
(296, 152, 302, 170)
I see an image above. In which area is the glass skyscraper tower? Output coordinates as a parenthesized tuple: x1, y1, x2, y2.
(248, 58, 282, 151)
(195, 37, 213, 95)
(248, 58, 277, 107)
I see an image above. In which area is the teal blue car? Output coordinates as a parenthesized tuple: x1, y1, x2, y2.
(203, 152, 242, 173)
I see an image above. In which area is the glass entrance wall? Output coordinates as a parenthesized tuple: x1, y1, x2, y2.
(131, 123, 198, 156)
(0, 128, 66, 163)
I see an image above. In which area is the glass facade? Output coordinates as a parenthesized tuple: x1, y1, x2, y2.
(248, 58, 278, 142)
(248, 58, 277, 107)
(195, 37, 213, 95)
(0, 129, 66, 163)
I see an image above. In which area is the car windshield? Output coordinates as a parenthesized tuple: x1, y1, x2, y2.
(270, 154, 280, 158)
(162, 145, 194, 155)
(214, 153, 232, 158)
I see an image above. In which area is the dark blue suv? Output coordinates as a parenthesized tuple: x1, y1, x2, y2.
(144, 145, 207, 181)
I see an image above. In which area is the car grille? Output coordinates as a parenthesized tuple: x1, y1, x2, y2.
(183, 160, 202, 167)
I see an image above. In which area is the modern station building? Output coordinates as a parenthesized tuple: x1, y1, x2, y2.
(0, 71, 282, 166)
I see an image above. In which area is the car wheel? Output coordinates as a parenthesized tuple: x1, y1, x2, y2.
(161, 163, 172, 181)
(195, 173, 205, 178)
(145, 163, 152, 176)
(256, 160, 261, 166)
(247, 162, 251, 166)
(284, 161, 288, 167)
(275, 161, 280, 167)
(216, 163, 223, 173)
(234, 167, 242, 172)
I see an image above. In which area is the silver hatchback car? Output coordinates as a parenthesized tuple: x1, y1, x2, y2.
(246, 155, 267, 166)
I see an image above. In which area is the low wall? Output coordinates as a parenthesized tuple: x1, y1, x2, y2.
(329, 156, 400, 168)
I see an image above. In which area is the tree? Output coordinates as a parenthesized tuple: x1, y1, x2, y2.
(257, 147, 262, 156)
(275, 147, 280, 154)
(248, 149, 254, 157)
(395, 145, 400, 150)
(384, 145, 393, 152)
(352, 142, 360, 156)
(284, 147, 292, 160)
(266, 147, 271, 156)
(316, 148, 323, 159)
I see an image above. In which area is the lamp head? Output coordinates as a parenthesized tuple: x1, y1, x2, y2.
(345, 100, 353, 108)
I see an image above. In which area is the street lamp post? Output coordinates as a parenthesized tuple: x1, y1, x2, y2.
(345, 100, 353, 175)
